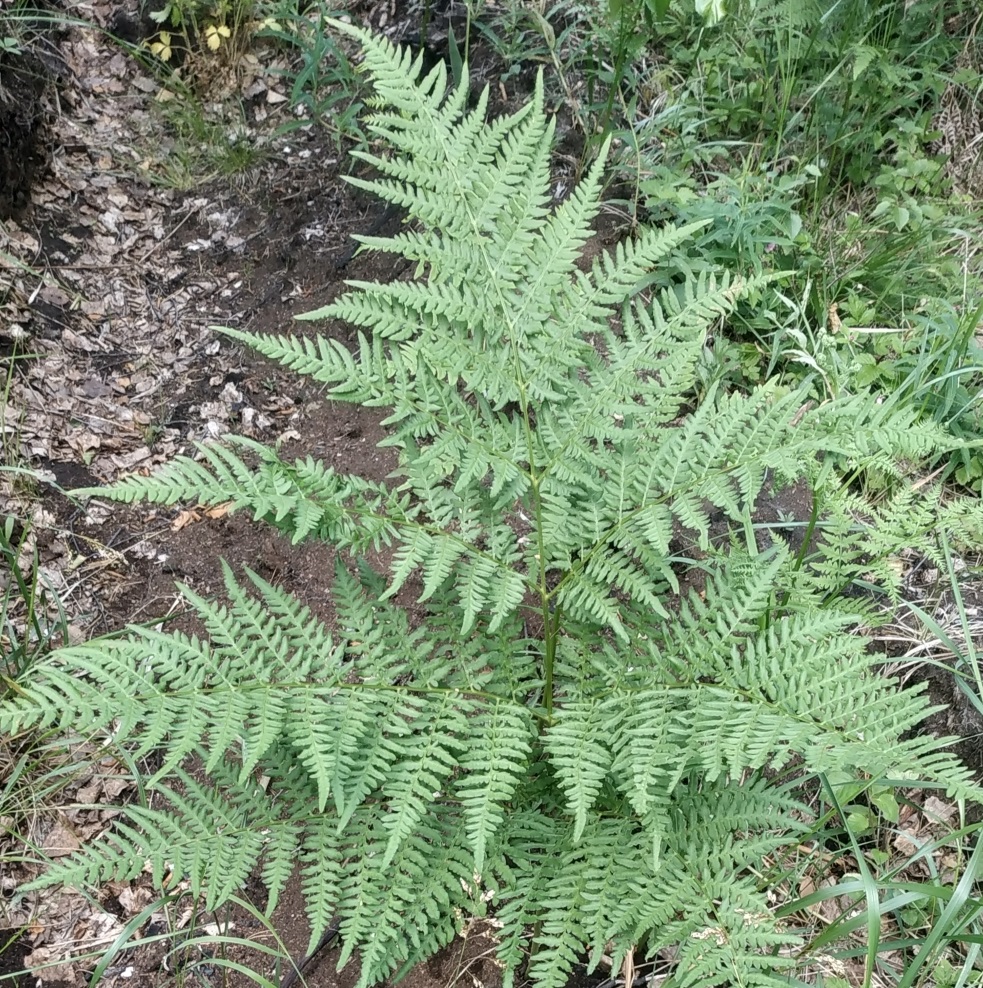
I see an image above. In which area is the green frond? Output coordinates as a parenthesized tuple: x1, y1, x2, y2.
(219, 325, 372, 390)
(658, 877, 796, 988)
(489, 812, 569, 973)
(25, 813, 152, 890)
(261, 820, 302, 917)
(299, 814, 345, 953)
(156, 769, 268, 909)
(620, 855, 796, 988)
(543, 700, 613, 839)
(30, 765, 277, 912)
(808, 483, 983, 601)
(609, 689, 691, 816)
(455, 699, 534, 874)
(670, 777, 807, 859)
(332, 21, 438, 116)
(578, 820, 651, 964)
(336, 806, 474, 988)
(286, 687, 344, 812)
(332, 559, 425, 679)
(670, 548, 791, 660)
(379, 693, 469, 865)
(527, 865, 588, 988)
(691, 698, 815, 781)
(76, 436, 271, 506)
(329, 687, 406, 831)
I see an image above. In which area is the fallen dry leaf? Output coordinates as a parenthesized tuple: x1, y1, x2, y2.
(42, 814, 82, 858)
(23, 947, 81, 986)
(170, 508, 200, 531)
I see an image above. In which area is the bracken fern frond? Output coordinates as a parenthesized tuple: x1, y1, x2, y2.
(5, 20, 983, 988)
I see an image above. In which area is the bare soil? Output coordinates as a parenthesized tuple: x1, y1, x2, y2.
(0, 23, 54, 219)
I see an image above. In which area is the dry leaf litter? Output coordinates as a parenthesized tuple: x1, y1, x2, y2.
(0, 3, 313, 982)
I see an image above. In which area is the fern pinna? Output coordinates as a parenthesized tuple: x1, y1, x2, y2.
(3, 23, 980, 988)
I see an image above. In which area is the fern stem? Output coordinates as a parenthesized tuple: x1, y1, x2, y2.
(529, 473, 556, 722)
(542, 603, 560, 724)
(92, 678, 541, 716)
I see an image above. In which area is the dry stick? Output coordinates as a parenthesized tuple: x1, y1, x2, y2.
(332, 203, 402, 272)
(138, 208, 198, 263)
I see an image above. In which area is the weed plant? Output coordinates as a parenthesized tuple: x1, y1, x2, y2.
(0, 511, 66, 682)
(149, 94, 261, 188)
(256, 1, 369, 146)
(0, 506, 72, 938)
(148, 0, 257, 65)
(5, 26, 983, 988)
(625, 0, 973, 300)
(569, 0, 983, 486)
(0, 3, 94, 54)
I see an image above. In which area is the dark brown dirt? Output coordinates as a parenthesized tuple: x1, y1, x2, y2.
(0, 931, 32, 987)
(896, 567, 983, 782)
(71, 148, 405, 635)
(180, 879, 513, 988)
(917, 665, 983, 772)
(0, 44, 51, 219)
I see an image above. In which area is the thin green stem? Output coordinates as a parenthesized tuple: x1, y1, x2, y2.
(542, 601, 560, 723)
(595, 0, 636, 145)
(526, 447, 555, 720)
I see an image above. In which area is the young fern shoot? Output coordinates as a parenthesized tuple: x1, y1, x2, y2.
(3, 23, 981, 988)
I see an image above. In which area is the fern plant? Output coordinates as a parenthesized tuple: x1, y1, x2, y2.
(4, 24, 982, 988)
